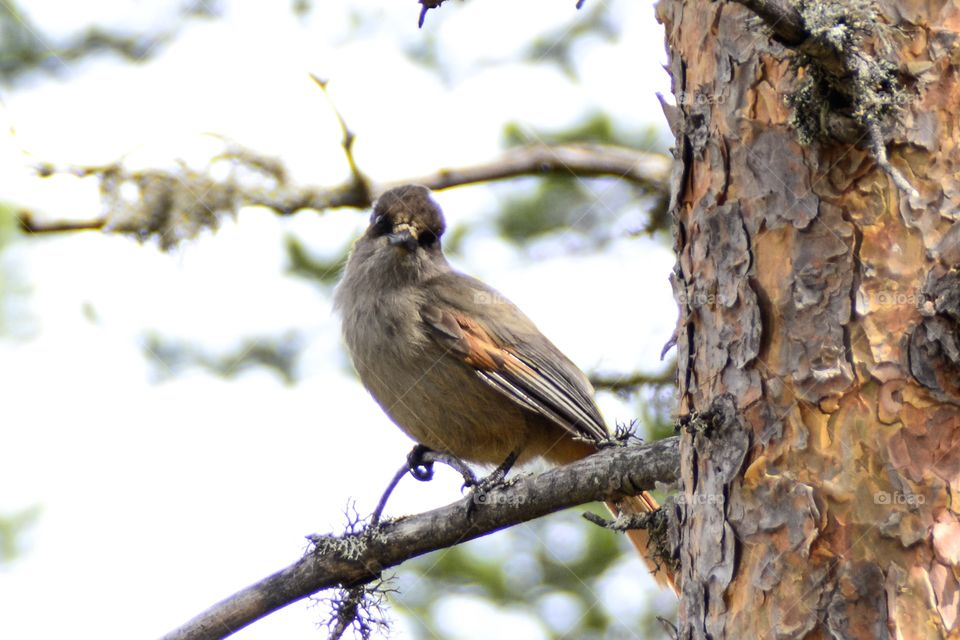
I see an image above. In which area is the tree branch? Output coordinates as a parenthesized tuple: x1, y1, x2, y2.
(589, 366, 675, 394)
(730, 0, 807, 47)
(160, 436, 679, 640)
(18, 143, 670, 241)
(404, 143, 669, 194)
(17, 210, 106, 233)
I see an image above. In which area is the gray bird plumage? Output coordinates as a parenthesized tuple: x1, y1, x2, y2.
(333, 184, 607, 467)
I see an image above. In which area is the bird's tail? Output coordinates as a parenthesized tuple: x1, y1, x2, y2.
(546, 440, 677, 595)
(605, 492, 679, 595)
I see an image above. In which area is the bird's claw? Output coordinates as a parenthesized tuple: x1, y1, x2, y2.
(470, 466, 508, 491)
(464, 450, 521, 515)
(406, 444, 435, 482)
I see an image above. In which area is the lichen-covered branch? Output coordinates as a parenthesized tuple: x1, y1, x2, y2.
(732, 0, 919, 197)
(19, 143, 670, 249)
(159, 436, 680, 640)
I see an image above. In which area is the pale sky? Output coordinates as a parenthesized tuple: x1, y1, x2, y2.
(0, 1, 676, 638)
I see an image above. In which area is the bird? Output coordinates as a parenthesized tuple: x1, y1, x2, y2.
(334, 184, 677, 594)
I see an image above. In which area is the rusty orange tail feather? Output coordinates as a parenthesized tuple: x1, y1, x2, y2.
(545, 440, 678, 595)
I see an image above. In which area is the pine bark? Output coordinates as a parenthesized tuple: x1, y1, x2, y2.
(657, 1, 960, 637)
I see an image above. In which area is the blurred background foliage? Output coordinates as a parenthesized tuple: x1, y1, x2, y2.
(0, 507, 39, 567)
(0, 0, 676, 637)
(0, 0, 202, 83)
(394, 507, 675, 640)
(495, 115, 669, 250)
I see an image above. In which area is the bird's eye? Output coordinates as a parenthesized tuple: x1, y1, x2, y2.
(371, 215, 391, 236)
(418, 230, 438, 248)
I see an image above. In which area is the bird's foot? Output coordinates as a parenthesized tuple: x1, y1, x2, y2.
(465, 449, 521, 514)
(407, 446, 478, 487)
(406, 444, 436, 481)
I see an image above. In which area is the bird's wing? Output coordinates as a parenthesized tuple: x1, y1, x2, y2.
(420, 274, 609, 443)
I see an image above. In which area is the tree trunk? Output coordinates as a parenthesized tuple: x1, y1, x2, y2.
(658, 1, 960, 637)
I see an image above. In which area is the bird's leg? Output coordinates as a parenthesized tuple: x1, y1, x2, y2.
(476, 448, 521, 488)
(464, 448, 522, 516)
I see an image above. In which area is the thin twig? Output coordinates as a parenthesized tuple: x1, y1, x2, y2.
(309, 75, 371, 205)
(369, 465, 408, 528)
(583, 509, 656, 531)
(866, 121, 919, 199)
(370, 448, 479, 526)
(17, 210, 105, 233)
(589, 366, 675, 394)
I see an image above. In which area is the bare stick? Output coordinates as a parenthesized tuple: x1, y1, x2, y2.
(369, 447, 479, 526)
(866, 121, 919, 199)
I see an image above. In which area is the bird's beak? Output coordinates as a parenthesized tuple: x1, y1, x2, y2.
(387, 226, 418, 252)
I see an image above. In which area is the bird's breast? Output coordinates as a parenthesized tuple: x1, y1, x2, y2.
(340, 288, 532, 465)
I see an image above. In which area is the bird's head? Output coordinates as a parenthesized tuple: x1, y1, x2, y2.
(357, 184, 448, 281)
